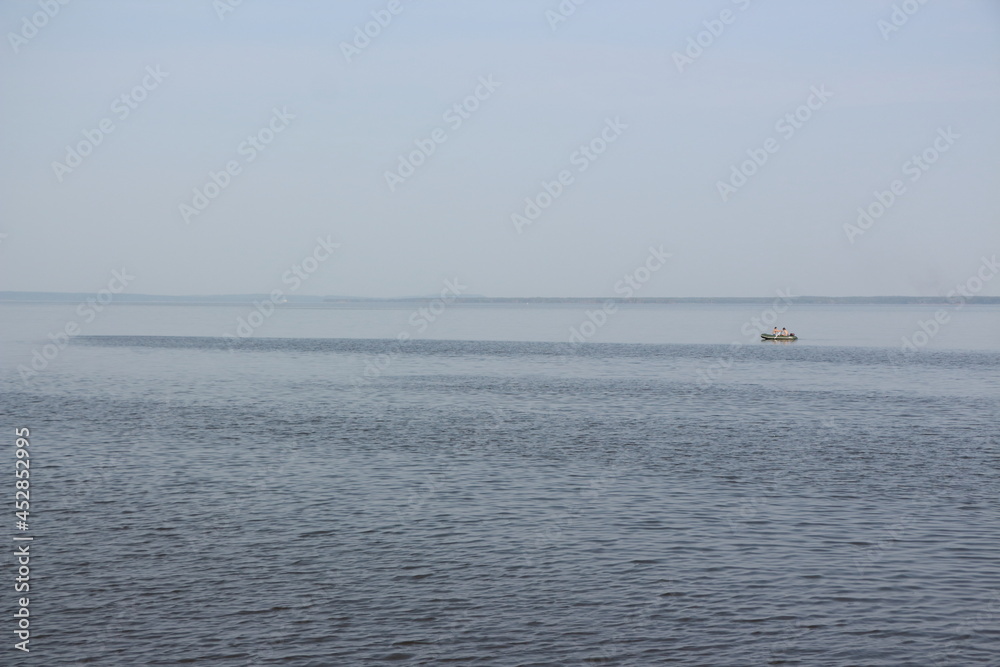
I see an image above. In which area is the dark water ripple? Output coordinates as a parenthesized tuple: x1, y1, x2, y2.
(74, 333, 1000, 367)
(2, 337, 998, 665)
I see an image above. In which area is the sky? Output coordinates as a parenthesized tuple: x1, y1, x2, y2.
(0, 0, 998, 298)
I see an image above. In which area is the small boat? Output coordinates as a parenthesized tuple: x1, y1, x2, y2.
(761, 333, 797, 341)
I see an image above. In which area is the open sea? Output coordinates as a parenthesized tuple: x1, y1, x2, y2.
(1, 302, 998, 665)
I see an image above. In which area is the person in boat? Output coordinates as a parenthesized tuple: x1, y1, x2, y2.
(772, 327, 780, 336)
(780, 327, 789, 336)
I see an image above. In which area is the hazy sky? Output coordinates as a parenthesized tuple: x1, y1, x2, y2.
(1, 0, 998, 298)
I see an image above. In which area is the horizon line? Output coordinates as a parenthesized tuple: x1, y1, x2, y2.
(1, 291, 997, 305)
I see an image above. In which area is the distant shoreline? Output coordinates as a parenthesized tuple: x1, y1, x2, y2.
(2, 292, 998, 305)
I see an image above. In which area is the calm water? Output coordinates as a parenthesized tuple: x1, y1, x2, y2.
(1, 303, 998, 665)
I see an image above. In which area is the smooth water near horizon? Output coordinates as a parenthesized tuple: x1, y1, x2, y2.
(1, 304, 998, 665)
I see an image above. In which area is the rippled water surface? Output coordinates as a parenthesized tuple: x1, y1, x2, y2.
(1, 304, 998, 665)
